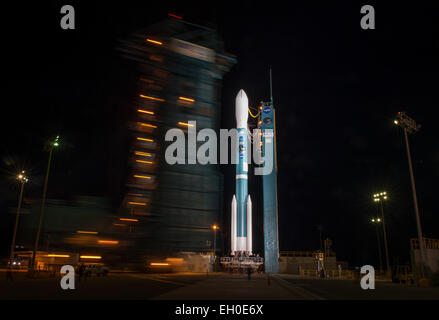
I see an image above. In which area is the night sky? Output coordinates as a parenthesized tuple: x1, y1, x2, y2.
(1, 1, 438, 268)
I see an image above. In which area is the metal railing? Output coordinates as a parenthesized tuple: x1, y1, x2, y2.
(410, 238, 439, 250)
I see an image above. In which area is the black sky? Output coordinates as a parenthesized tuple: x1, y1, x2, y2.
(1, 1, 438, 267)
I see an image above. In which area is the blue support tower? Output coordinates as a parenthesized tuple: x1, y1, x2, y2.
(260, 101, 279, 274)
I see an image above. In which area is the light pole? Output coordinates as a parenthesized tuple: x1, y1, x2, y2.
(212, 224, 219, 271)
(394, 112, 426, 278)
(31, 135, 59, 274)
(373, 192, 391, 275)
(371, 218, 383, 272)
(9, 171, 29, 263)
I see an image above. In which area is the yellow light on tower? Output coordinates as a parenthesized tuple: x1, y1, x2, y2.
(128, 201, 147, 206)
(137, 109, 155, 115)
(146, 38, 163, 45)
(139, 94, 165, 102)
(80, 255, 102, 259)
(178, 96, 195, 103)
(133, 174, 151, 179)
(135, 151, 152, 157)
(138, 122, 158, 128)
(178, 122, 194, 127)
(137, 137, 154, 142)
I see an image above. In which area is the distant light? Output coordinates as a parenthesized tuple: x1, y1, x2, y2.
(150, 262, 169, 266)
(47, 254, 70, 258)
(371, 219, 375, 222)
(136, 160, 153, 164)
(146, 39, 163, 45)
(98, 240, 119, 245)
(394, 120, 399, 125)
(128, 201, 147, 206)
(212, 224, 219, 230)
(377, 218, 381, 222)
(139, 94, 165, 102)
(138, 109, 155, 115)
(120, 218, 139, 222)
(113, 223, 127, 227)
(133, 175, 151, 179)
(80, 255, 102, 259)
(77, 230, 98, 235)
(178, 122, 194, 127)
(138, 122, 158, 128)
(179, 96, 195, 103)
(137, 137, 154, 142)
(168, 13, 182, 19)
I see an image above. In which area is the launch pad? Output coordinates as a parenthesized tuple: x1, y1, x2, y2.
(220, 256, 264, 271)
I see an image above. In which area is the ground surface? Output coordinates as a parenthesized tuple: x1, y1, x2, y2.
(1, 271, 438, 300)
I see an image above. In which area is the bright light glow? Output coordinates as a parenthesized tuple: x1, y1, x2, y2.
(77, 230, 98, 234)
(383, 196, 388, 200)
(137, 137, 154, 142)
(371, 219, 375, 222)
(139, 94, 164, 102)
(47, 254, 70, 258)
(377, 218, 381, 222)
(135, 151, 152, 157)
(128, 201, 147, 206)
(136, 160, 153, 164)
(394, 120, 399, 125)
(80, 255, 102, 259)
(133, 175, 151, 179)
(212, 224, 219, 230)
(179, 96, 195, 103)
(146, 39, 163, 45)
(150, 262, 169, 266)
(178, 122, 194, 127)
(138, 122, 158, 128)
(166, 258, 184, 262)
(137, 109, 155, 115)
(98, 240, 119, 245)
(120, 218, 139, 222)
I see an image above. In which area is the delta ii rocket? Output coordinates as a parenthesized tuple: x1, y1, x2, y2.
(231, 89, 252, 255)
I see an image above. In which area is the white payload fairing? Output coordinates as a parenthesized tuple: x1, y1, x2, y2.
(231, 89, 252, 255)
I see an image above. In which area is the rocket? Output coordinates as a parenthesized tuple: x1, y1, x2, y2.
(231, 89, 252, 255)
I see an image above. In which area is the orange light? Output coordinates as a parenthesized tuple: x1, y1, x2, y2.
(150, 262, 169, 266)
(135, 151, 152, 157)
(136, 160, 153, 164)
(133, 175, 151, 179)
(128, 201, 147, 206)
(137, 137, 154, 142)
(80, 255, 102, 259)
(212, 225, 219, 230)
(98, 240, 119, 245)
(178, 122, 194, 127)
(139, 94, 164, 102)
(146, 39, 163, 45)
(138, 122, 157, 128)
(137, 109, 155, 115)
(47, 254, 70, 258)
(76, 230, 98, 235)
(120, 218, 139, 222)
(127, 193, 142, 197)
(179, 96, 195, 103)
(113, 223, 127, 227)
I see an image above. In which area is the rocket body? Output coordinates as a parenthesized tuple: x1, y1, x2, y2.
(231, 89, 252, 255)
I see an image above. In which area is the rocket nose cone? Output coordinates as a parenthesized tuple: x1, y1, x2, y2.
(236, 89, 249, 128)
